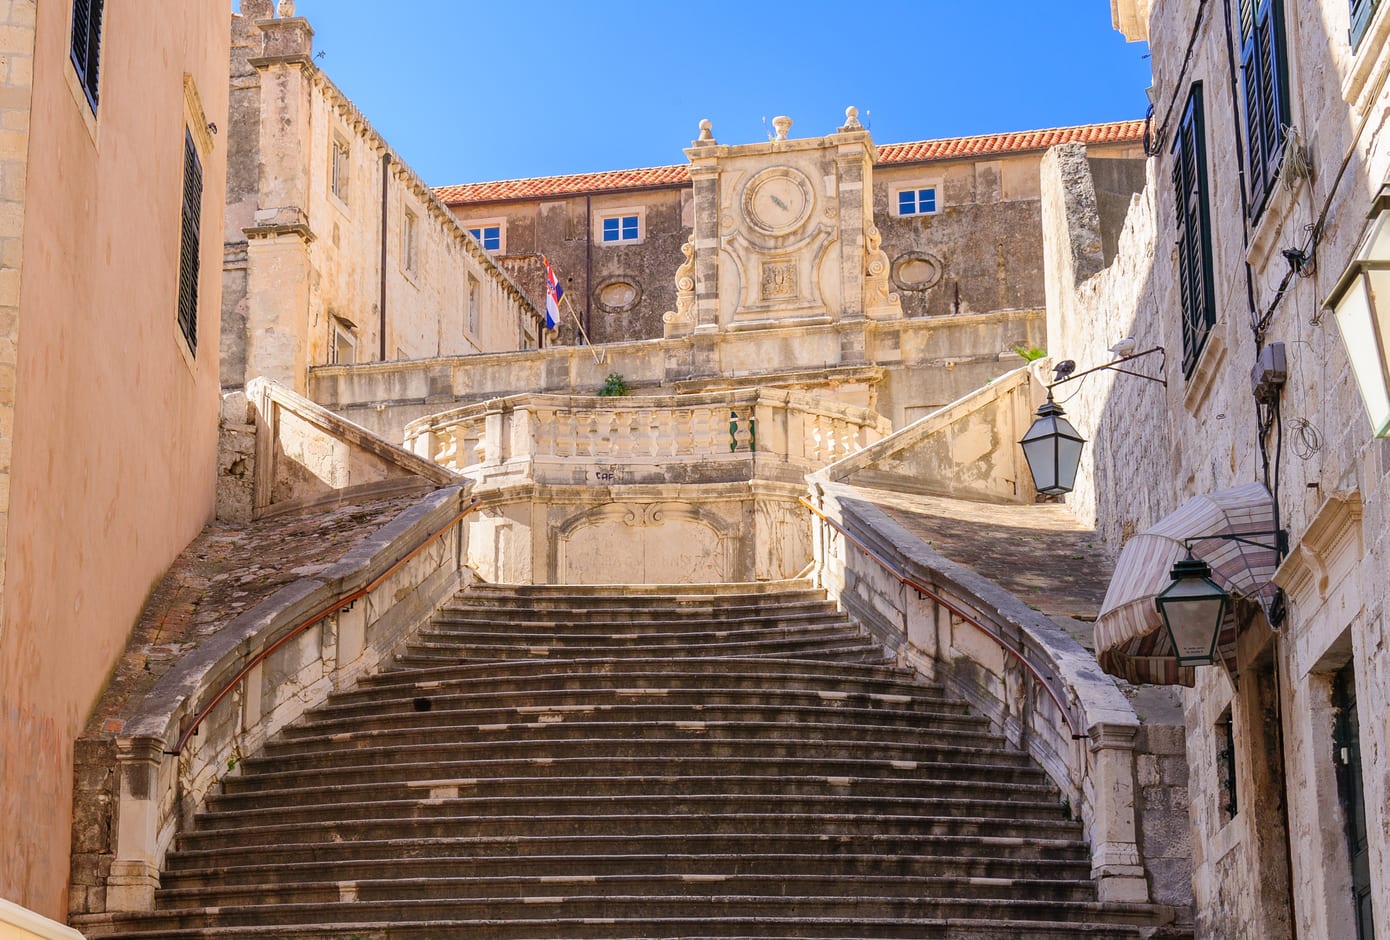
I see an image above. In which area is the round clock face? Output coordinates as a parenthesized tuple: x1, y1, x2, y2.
(743, 169, 814, 236)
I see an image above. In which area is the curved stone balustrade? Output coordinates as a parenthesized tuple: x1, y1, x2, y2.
(405, 389, 893, 487)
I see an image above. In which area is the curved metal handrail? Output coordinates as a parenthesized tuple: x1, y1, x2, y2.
(800, 496, 1084, 739)
(170, 498, 482, 754)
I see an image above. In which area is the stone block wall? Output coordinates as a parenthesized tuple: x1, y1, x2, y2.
(1050, 0, 1390, 934)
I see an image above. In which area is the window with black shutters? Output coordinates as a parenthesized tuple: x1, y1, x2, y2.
(1173, 85, 1216, 378)
(177, 129, 202, 355)
(1351, 0, 1380, 49)
(69, 0, 104, 112)
(1239, 0, 1290, 219)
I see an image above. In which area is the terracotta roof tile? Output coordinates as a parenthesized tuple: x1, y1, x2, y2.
(437, 120, 1144, 206)
(436, 165, 690, 205)
(874, 120, 1146, 165)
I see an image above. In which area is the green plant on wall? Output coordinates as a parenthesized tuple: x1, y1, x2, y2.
(597, 373, 631, 397)
(1012, 345, 1048, 362)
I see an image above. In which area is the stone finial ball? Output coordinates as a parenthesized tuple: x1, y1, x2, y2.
(846, 106, 858, 121)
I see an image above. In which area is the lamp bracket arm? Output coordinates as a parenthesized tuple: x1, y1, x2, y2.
(1180, 529, 1289, 556)
(1047, 346, 1167, 389)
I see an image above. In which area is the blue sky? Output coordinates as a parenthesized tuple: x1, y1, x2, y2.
(284, 1, 1152, 187)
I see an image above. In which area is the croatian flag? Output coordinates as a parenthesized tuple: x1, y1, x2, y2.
(543, 257, 563, 331)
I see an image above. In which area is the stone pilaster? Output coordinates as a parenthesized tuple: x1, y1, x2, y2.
(1087, 721, 1151, 902)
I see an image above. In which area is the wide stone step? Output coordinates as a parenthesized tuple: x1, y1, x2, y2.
(413, 621, 859, 648)
(163, 830, 1094, 872)
(155, 870, 1102, 910)
(191, 792, 1076, 834)
(83, 895, 1164, 933)
(159, 849, 1095, 892)
(218, 753, 1053, 795)
(455, 580, 826, 604)
(314, 680, 968, 725)
(393, 635, 886, 664)
(280, 699, 991, 740)
(207, 772, 1062, 813)
(237, 733, 1039, 776)
(266, 716, 1008, 755)
(76, 916, 1155, 940)
(434, 604, 845, 627)
(343, 656, 934, 697)
(175, 807, 1086, 852)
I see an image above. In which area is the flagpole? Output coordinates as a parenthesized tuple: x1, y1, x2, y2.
(542, 255, 605, 366)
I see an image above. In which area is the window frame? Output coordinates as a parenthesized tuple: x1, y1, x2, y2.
(463, 219, 505, 253)
(894, 186, 939, 217)
(402, 208, 418, 274)
(592, 206, 646, 246)
(69, 0, 104, 113)
(176, 127, 203, 356)
(1238, 0, 1292, 220)
(330, 134, 350, 206)
(329, 318, 357, 366)
(1173, 83, 1216, 379)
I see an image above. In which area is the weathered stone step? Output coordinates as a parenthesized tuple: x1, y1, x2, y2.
(413, 620, 858, 648)
(434, 603, 844, 627)
(159, 849, 1094, 893)
(207, 772, 1061, 814)
(237, 732, 1039, 776)
(264, 718, 1010, 759)
(393, 635, 885, 664)
(281, 699, 992, 741)
(345, 656, 931, 696)
(191, 792, 1075, 834)
(219, 753, 1053, 795)
(176, 808, 1086, 853)
(81, 894, 1164, 933)
(315, 679, 967, 724)
(163, 830, 1094, 872)
(78, 913, 1158, 940)
(155, 870, 1101, 910)
(457, 580, 824, 604)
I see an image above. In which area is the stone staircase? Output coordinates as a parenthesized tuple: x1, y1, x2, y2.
(80, 581, 1171, 939)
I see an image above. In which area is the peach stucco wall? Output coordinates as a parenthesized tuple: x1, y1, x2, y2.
(0, 0, 229, 919)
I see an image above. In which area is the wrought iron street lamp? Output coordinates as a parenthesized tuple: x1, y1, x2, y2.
(1154, 555, 1229, 668)
(1018, 346, 1166, 496)
(1324, 185, 1390, 438)
(1019, 393, 1086, 496)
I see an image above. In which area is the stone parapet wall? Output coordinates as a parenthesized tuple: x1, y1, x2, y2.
(805, 482, 1186, 916)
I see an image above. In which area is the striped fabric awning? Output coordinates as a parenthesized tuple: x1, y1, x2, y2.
(1095, 483, 1280, 686)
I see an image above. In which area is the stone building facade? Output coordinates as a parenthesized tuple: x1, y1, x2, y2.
(221, 1, 542, 395)
(0, 0, 231, 922)
(436, 120, 1146, 350)
(1046, 1, 1390, 937)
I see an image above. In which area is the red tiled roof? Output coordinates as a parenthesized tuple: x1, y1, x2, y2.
(435, 165, 690, 205)
(874, 120, 1146, 165)
(437, 120, 1144, 206)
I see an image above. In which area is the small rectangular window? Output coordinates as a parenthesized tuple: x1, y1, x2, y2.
(331, 137, 349, 204)
(176, 128, 202, 355)
(403, 210, 418, 272)
(1216, 707, 1238, 821)
(896, 187, 937, 216)
(466, 273, 480, 335)
(467, 225, 501, 252)
(70, 0, 104, 112)
(601, 214, 640, 243)
(331, 322, 355, 365)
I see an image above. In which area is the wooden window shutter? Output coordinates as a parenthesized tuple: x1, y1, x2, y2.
(1240, 0, 1290, 218)
(1350, 0, 1379, 48)
(177, 129, 203, 354)
(69, 0, 103, 110)
(1173, 85, 1215, 378)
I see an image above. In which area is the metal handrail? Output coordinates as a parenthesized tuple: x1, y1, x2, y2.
(170, 497, 482, 755)
(800, 496, 1084, 739)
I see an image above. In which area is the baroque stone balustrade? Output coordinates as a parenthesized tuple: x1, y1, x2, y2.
(404, 389, 893, 487)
